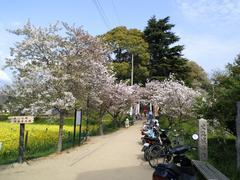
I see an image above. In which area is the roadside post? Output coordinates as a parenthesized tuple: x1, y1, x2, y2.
(77, 109, 82, 145)
(86, 96, 89, 139)
(25, 131, 29, 150)
(73, 109, 77, 146)
(9, 116, 34, 163)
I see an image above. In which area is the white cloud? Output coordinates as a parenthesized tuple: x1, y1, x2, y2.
(176, 0, 240, 25)
(0, 70, 11, 82)
(174, 0, 240, 74)
(178, 32, 240, 73)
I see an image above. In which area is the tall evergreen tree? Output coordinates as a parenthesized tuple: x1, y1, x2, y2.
(144, 16, 189, 80)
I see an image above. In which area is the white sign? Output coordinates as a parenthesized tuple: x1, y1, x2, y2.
(0, 142, 2, 151)
(76, 110, 81, 125)
(9, 116, 34, 124)
(198, 118, 208, 161)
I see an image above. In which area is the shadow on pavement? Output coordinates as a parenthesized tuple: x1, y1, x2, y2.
(136, 153, 146, 161)
(75, 165, 153, 180)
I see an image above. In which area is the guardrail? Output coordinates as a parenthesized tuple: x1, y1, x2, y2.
(192, 160, 229, 180)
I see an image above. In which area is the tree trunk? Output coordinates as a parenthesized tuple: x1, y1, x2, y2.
(98, 107, 105, 136)
(178, 114, 182, 130)
(112, 114, 117, 128)
(109, 112, 118, 128)
(99, 119, 104, 136)
(98, 113, 104, 136)
(236, 102, 240, 169)
(108, 111, 121, 128)
(168, 116, 173, 127)
(57, 111, 64, 153)
(113, 113, 121, 127)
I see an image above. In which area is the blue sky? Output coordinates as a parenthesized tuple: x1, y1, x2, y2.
(1, 0, 240, 84)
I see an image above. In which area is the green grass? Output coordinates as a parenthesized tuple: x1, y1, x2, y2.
(208, 136, 240, 179)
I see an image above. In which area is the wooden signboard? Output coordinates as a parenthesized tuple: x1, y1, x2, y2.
(9, 116, 34, 124)
(198, 118, 208, 161)
(8, 116, 34, 163)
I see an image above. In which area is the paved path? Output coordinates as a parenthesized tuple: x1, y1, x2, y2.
(0, 121, 153, 180)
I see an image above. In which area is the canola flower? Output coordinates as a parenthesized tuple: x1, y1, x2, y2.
(0, 122, 97, 164)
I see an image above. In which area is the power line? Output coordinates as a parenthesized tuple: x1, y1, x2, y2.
(92, 0, 109, 28)
(92, 0, 111, 29)
(96, 0, 112, 27)
(111, 0, 121, 25)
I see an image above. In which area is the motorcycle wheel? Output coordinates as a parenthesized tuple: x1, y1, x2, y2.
(148, 144, 166, 168)
(144, 148, 150, 161)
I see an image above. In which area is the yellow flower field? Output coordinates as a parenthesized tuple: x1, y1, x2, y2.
(0, 121, 97, 164)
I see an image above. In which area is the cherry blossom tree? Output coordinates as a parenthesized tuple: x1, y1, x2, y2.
(84, 67, 140, 134)
(4, 22, 111, 152)
(144, 75, 200, 125)
(83, 67, 116, 135)
(106, 82, 135, 127)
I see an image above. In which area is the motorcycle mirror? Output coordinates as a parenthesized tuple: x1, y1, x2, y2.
(192, 134, 199, 140)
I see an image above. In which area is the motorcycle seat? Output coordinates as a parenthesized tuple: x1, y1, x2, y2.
(170, 145, 189, 155)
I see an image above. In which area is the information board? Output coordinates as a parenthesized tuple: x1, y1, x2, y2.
(76, 110, 81, 125)
(9, 116, 34, 123)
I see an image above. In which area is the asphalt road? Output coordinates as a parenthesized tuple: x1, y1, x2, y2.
(0, 121, 153, 180)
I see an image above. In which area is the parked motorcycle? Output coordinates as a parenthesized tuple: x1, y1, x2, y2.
(152, 134, 198, 180)
(147, 129, 173, 168)
(141, 120, 161, 160)
(141, 128, 160, 161)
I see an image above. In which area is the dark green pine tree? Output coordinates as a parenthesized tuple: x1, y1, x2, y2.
(144, 16, 189, 80)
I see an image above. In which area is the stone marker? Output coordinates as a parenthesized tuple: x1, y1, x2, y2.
(198, 118, 208, 161)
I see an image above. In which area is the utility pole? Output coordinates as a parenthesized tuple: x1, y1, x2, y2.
(131, 54, 134, 121)
(236, 102, 240, 169)
(131, 54, 134, 86)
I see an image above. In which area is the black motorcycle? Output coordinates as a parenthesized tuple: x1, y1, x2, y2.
(152, 134, 199, 180)
(147, 129, 173, 168)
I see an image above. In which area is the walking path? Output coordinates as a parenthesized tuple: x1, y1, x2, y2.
(0, 121, 153, 180)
